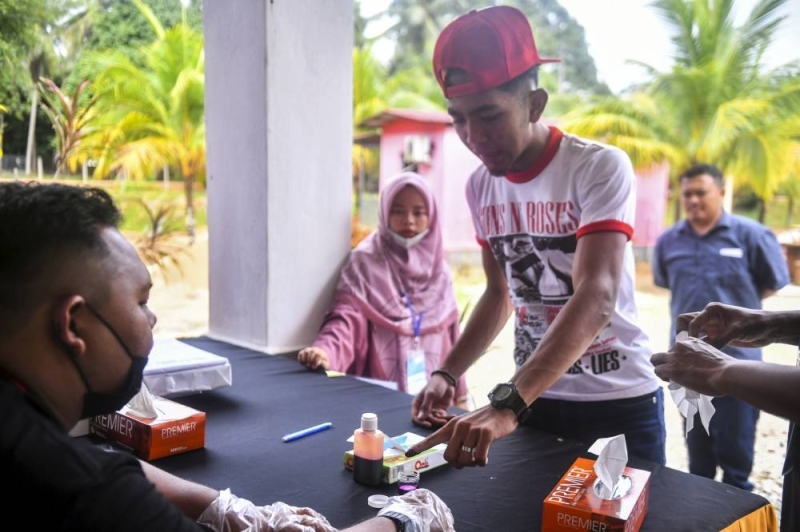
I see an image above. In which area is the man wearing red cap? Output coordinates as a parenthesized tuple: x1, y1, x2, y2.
(406, 5, 667, 469)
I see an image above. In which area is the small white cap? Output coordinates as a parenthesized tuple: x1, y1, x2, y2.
(361, 412, 378, 431)
(368, 494, 389, 508)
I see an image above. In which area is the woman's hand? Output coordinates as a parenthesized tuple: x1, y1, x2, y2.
(297, 347, 330, 371)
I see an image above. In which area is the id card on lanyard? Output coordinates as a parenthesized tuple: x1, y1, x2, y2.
(405, 294, 426, 395)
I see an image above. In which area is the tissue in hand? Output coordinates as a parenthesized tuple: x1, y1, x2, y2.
(542, 435, 651, 532)
(89, 384, 206, 460)
(669, 331, 716, 436)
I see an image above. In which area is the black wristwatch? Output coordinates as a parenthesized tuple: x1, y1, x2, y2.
(488, 382, 533, 423)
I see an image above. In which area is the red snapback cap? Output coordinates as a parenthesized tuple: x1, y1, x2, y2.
(433, 5, 560, 99)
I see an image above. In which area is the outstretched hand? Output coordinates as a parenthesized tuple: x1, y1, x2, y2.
(405, 405, 518, 469)
(411, 374, 457, 428)
(677, 303, 770, 349)
(650, 337, 734, 396)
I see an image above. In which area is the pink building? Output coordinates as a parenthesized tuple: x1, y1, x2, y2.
(361, 109, 482, 259)
(360, 108, 669, 262)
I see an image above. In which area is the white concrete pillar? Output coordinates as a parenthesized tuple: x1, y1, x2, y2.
(204, 0, 353, 353)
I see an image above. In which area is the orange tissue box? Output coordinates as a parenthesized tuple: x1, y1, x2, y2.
(89, 395, 206, 461)
(542, 457, 650, 532)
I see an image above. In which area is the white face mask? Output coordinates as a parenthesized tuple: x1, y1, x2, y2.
(389, 228, 429, 249)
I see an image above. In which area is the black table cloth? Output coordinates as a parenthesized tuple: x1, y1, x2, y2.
(151, 337, 776, 531)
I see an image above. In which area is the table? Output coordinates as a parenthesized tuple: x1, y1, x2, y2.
(154, 337, 777, 531)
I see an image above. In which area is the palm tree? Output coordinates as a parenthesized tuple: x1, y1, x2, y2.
(560, 0, 800, 223)
(81, 0, 205, 240)
(38, 77, 97, 179)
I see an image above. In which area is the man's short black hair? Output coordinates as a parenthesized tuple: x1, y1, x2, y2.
(498, 66, 540, 98)
(680, 163, 724, 187)
(0, 182, 122, 314)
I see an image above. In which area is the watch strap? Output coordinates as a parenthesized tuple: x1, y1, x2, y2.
(490, 383, 533, 424)
(379, 511, 411, 532)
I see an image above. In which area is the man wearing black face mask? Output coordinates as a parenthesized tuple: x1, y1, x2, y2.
(0, 182, 454, 532)
(72, 302, 150, 419)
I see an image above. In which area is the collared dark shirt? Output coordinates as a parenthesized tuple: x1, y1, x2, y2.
(653, 211, 789, 360)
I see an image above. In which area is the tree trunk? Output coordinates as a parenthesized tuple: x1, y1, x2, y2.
(786, 195, 794, 227)
(25, 88, 39, 175)
(758, 197, 766, 224)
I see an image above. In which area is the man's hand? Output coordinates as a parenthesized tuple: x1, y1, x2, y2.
(677, 303, 769, 349)
(405, 405, 518, 468)
(411, 373, 457, 428)
(650, 337, 734, 396)
(297, 347, 330, 371)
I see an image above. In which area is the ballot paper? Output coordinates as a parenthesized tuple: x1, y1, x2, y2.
(668, 331, 716, 436)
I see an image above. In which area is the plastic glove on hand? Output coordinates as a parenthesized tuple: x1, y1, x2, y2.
(197, 489, 337, 532)
(377, 488, 455, 532)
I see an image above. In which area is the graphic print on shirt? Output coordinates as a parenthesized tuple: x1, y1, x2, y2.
(491, 233, 577, 367)
(489, 230, 618, 377)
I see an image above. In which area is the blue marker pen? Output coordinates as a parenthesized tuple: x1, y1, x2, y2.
(282, 422, 333, 442)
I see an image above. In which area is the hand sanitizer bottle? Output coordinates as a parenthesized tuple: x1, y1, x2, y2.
(353, 412, 384, 486)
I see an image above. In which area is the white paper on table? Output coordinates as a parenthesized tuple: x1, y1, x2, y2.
(588, 435, 628, 499)
(668, 331, 716, 436)
(143, 338, 232, 397)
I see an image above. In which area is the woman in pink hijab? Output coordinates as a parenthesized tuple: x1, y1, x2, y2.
(298, 171, 469, 406)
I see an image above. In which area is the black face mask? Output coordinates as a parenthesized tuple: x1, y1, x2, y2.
(70, 303, 149, 419)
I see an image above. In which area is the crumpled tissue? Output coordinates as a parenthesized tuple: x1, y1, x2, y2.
(668, 331, 715, 436)
(588, 434, 629, 499)
(125, 383, 158, 419)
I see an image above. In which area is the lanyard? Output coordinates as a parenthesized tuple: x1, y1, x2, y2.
(404, 294, 424, 339)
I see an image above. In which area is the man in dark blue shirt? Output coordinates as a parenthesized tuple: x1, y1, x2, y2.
(653, 163, 789, 491)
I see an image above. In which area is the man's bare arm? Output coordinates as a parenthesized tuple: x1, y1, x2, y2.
(440, 245, 512, 378)
(140, 461, 219, 519)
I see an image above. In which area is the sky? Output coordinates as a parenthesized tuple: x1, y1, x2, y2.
(360, 0, 800, 94)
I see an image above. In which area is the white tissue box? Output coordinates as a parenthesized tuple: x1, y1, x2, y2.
(542, 457, 650, 532)
(89, 395, 206, 460)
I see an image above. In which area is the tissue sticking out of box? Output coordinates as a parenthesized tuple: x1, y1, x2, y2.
(125, 383, 158, 419)
(587, 434, 630, 500)
(668, 331, 716, 436)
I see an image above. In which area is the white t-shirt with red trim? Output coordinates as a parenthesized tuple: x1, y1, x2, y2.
(465, 127, 659, 401)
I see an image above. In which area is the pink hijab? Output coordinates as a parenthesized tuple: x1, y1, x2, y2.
(335, 172, 459, 335)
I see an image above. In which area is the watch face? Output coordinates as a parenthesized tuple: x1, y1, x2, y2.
(492, 383, 513, 401)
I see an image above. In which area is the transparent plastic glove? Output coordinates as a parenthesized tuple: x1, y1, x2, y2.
(256, 502, 337, 532)
(197, 488, 337, 532)
(377, 488, 455, 532)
